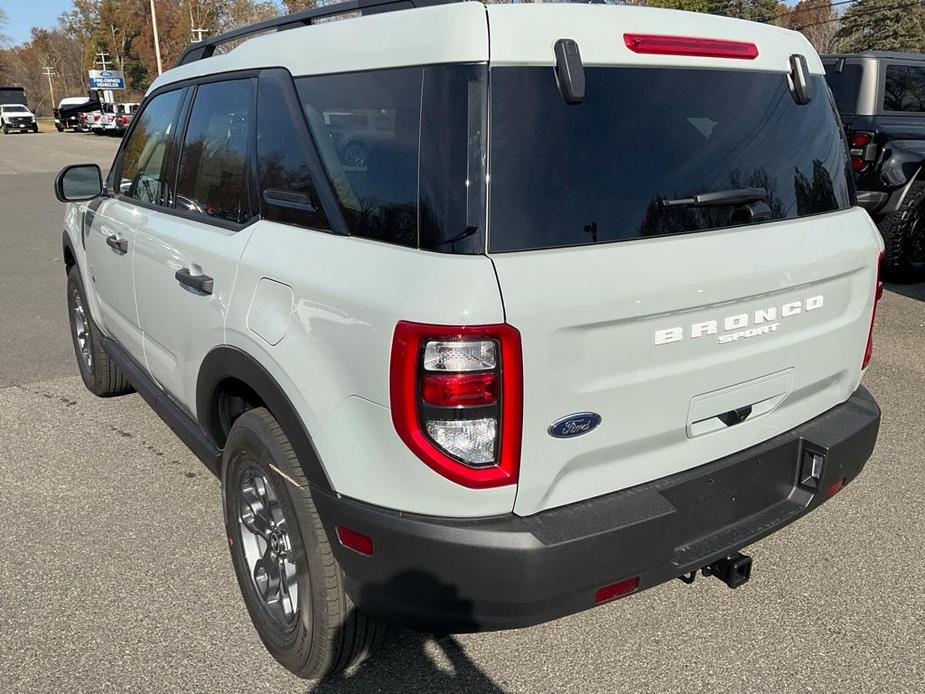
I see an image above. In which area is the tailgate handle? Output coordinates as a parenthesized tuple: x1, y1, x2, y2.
(717, 405, 753, 428)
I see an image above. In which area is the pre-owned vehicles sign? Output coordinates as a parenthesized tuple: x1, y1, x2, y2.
(88, 70, 125, 90)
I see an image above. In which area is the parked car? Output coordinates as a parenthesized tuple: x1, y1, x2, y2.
(54, 96, 91, 132)
(55, 0, 883, 681)
(0, 103, 38, 133)
(823, 51, 925, 280)
(100, 102, 139, 135)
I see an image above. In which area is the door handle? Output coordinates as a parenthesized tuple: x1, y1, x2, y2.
(105, 235, 128, 254)
(175, 268, 213, 295)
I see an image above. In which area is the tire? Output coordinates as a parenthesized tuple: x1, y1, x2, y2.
(1, 125, 8, 134)
(879, 181, 925, 282)
(341, 141, 368, 168)
(66, 266, 133, 397)
(55, 124, 64, 132)
(32, 125, 39, 133)
(222, 408, 385, 679)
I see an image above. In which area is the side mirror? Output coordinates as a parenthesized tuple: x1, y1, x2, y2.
(54, 164, 103, 202)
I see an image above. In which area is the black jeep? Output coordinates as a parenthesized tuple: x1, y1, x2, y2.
(823, 51, 925, 281)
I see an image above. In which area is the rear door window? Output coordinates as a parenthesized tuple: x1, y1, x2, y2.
(175, 78, 256, 225)
(883, 65, 925, 113)
(489, 67, 852, 253)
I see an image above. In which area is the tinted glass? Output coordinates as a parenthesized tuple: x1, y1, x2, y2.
(176, 79, 255, 224)
(296, 68, 422, 247)
(419, 64, 488, 254)
(118, 89, 184, 205)
(256, 72, 328, 229)
(884, 65, 925, 113)
(824, 62, 862, 114)
(489, 68, 851, 253)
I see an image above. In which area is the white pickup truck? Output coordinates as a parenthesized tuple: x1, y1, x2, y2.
(54, 0, 883, 681)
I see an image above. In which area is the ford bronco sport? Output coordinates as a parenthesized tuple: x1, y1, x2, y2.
(54, 0, 883, 680)
(823, 51, 925, 280)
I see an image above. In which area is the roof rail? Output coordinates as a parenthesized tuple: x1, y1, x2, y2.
(175, 0, 463, 67)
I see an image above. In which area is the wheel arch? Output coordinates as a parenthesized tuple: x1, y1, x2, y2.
(197, 345, 333, 491)
(62, 231, 77, 274)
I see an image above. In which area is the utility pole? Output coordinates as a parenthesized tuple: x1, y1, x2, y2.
(150, 0, 163, 75)
(94, 49, 113, 104)
(42, 66, 56, 110)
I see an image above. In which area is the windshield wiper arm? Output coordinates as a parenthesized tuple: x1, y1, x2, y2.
(660, 187, 768, 208)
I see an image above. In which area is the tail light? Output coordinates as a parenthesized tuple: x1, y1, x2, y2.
(623, 34, 758, 60)
(390, 321, 522, 488)
(849, 131, 876, 173)
(119, 115, 128, 125)
(863, 251, 884, 369)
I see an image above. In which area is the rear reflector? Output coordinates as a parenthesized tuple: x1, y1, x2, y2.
(336, 525, 373, 556)
(624, 34, 758, 60)
(825, 478, 845, 498)
(594, 576, 640, 603)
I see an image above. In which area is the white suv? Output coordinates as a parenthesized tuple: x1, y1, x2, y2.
(54, 0, 883, 680)
(1, 103, 38, 133)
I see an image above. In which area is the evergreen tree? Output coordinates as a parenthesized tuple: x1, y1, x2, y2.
(835, 0, 925, 53)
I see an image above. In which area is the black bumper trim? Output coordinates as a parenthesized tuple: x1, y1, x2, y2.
(313, 387, 880, 632)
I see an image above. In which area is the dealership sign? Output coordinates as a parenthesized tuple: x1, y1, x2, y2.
(88, 70, 125, 90)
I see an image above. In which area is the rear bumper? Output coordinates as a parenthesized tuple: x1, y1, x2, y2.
(314, 387, 880, 632)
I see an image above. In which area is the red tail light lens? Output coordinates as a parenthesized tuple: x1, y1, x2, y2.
(850, 132, 872, 147)
(390, 321, 523, 488)
(422, 373, 498, 407)
(624, 34, 758, 60)
(850, 156, 866, 172)
(863, 251, 884, 369)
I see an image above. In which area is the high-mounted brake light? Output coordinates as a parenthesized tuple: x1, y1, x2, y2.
(390, 321, 522, 488)
(862, 252, 884, 370)
(623, 34, 758, 60)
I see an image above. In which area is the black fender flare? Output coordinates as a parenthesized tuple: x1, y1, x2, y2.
(62, 230, 76, 270)
(879, 140, 925, 214)
(196, 346, 333, 490)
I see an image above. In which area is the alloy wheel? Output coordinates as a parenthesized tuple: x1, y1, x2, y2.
(237, 466, 300, 625)
(71, 289, 93, 371)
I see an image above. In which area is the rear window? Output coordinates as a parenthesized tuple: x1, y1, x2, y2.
(489, 67, 852, 253)
(883, 65, 925, 113)
(824, 62, 862, 114)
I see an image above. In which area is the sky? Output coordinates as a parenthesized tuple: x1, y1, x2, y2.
(1, 0, 805, 47)
(1, 0, 73, 45)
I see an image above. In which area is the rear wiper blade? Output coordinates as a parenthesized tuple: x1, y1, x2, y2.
(660, 187, 768, 208)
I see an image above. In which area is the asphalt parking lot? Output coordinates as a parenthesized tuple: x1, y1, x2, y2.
(1, 130, 923, 693)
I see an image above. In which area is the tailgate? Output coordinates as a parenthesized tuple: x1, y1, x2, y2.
(493, 209, 881, 515)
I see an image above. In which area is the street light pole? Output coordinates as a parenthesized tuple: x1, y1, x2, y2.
(150, 0, 163, 75)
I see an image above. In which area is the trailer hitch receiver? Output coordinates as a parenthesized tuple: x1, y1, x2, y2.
(704, 552, 752, 588)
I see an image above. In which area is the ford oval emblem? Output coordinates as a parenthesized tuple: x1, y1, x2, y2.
(548, 412, 602, 439)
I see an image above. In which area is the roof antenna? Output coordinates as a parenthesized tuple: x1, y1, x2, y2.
(555, 39, 585, 105)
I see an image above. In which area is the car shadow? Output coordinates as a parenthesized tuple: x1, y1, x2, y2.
(885, 281, 925, 301)
(307, 570, 505, 693)
(308, 629, 504, 694)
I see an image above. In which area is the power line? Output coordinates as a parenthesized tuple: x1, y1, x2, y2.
(793, 0, 925, 30)
(770, 0, 856, 22)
